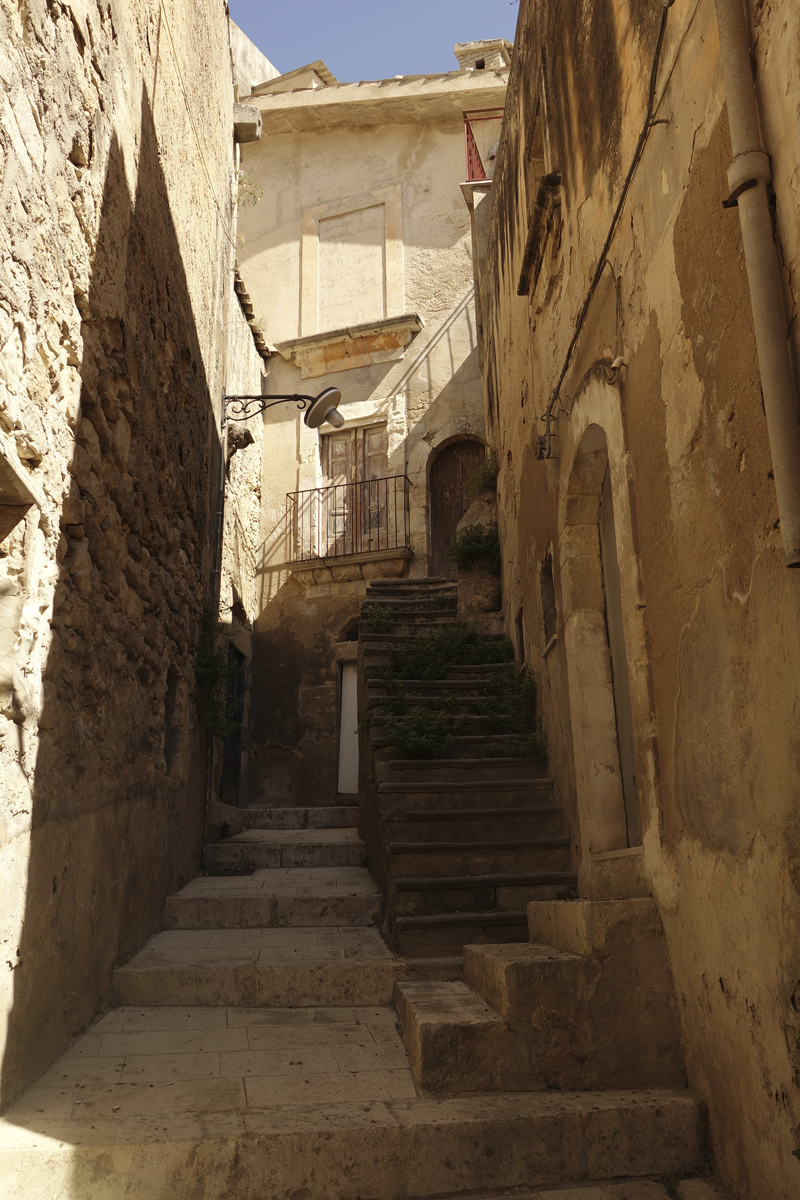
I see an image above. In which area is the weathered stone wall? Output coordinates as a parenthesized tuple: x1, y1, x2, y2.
(478, 0, 800, 1196)
(250, 575, 361, 807)
(0, 0, 239, 1107)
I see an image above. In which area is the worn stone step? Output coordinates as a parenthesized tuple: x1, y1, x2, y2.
(367, 680, 497, 696)
(204, 829, 367, 871)
(378, 781, 556, 810)
(367, 576, 453, 587)
(421, 1180, 726, 1200)
(0, 1082, 706, 1199)
(164, 868, 381, 929)
(388, 837, 571, 855)
(362, 601, 458, 612)
(463, 941, 686, 1090)
(245, 805, 359, 830)
(392, 873, 576, 918)
(464, 941, 585, 1026)
(396, 979, 536, 1092)
(387, 843, 573, 881)
(112, 928, 462, 1007)
(383, 811, 568, 844)
(383, 760, 552, 782)
(395, 916, 551, 958)
(393, 879, 571, 918)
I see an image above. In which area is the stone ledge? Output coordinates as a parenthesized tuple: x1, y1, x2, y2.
(290, 546, 412, 587)
(275, 314, 424, 379)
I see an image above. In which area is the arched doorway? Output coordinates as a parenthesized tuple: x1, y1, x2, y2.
(429, 439, 486, 577)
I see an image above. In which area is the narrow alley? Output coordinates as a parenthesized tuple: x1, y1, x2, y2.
(1, 1, 799, 1199)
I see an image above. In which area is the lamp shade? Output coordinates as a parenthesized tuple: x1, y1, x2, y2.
(304, 388, 344, 429)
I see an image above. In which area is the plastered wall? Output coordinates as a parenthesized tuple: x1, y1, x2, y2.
(478, 0, 800, 1195)
(0, 0, 248, 1107)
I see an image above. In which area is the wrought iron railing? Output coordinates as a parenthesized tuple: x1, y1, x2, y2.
(286, 475, 410, 563)
(464, 108, 504, 181)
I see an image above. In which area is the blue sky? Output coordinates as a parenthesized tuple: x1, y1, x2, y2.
(227, 1, 519, 82)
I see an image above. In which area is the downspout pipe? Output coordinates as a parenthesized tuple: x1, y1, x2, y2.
(715, 0, 800, 566)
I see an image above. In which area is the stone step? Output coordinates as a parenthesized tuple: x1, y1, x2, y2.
(423, 1181, 726, 1200)
(393, 876, 572, 918)
(164, 868, 381, 929)
(463, 941, 686, 1090)
(362, 599, 457, 610)
(395, 912, 530, 957)
(380, 767, 553, 789)
(383, 809, 568, 844)
(386, 841, 573, 881)
(367, 680, 498, 696)
(0, 1089, 705, 1200)
(112, 928, 462, 1007)
(396, 980, 536, 1092)
(367, 575, 453, 587)
(378, 781, 556, 808)
(203, 829, 367, 871)
(245, 805, 359, 830)
(372, 733, 540, 754)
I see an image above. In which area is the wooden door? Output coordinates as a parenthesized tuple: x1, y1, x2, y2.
(599, 467, 642, 846)
(429, 440, 486, 578)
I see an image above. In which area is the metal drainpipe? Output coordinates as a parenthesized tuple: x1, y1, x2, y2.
(714, 0, 800, 566)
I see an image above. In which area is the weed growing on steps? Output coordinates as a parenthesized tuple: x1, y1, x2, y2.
(448, 522, 501, 575)
(363, 618, 546, 759)
(383, 620, 513, 681)
(361, 604, 394, 634)
(425, 592, 458, 610)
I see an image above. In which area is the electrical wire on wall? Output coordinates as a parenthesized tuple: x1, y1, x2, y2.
(539, 0, 676, 457)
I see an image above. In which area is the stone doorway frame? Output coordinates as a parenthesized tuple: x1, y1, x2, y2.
(557, 373, 656, 898)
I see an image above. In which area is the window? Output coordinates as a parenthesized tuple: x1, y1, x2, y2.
(320, 423, 389, 555)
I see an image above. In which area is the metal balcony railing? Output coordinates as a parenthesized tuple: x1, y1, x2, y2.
(286, 475, 410, 563)
(464, 108, 504, 181)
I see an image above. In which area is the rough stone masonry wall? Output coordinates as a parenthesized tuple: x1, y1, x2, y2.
(0, 0, 239, 1107)
(480, 1, 800, 1197)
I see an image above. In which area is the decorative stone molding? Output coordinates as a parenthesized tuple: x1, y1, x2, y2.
(275, 314, 424, 380)
(299, 185, 404, 339)
(289, 545, 412, 588)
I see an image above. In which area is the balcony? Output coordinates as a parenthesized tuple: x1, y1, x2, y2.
(286, 475, 412, 585)
(464, 108, 504, 181)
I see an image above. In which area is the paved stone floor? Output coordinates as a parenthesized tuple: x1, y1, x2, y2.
(6, 1005, 418, 1126)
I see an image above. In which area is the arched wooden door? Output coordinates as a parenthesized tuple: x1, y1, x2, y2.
(429, 439, 486, 578)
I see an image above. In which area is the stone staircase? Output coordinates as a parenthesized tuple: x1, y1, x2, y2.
(0, 788, 707, 1198)
(358, 577, 577, 955)
(396, 897, 687, 1095)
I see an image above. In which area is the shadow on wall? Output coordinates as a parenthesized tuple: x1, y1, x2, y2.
(1, 88, 220, 1113)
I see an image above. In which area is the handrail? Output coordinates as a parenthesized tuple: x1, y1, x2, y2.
(286, 474, 410, 562)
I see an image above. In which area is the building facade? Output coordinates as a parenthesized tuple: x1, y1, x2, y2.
(234, 43, 510, 806)
(472, 0, 800, 1196)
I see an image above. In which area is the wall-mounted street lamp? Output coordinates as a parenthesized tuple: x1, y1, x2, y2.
(223, 386, 345, 429)
(211, 384, 346, 629)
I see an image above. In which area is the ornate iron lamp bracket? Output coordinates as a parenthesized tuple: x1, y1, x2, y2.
(223, 393, 316, 425)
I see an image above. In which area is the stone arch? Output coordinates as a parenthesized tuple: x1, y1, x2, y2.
(558, 374, 654, 896)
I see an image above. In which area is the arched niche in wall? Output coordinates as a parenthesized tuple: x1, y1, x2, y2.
(558, 375, 654, 896)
